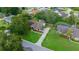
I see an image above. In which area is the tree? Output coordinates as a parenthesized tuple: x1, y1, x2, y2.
(0, 20, 9, 30)
(69, 11, 79, 27)
(63, 16, 75, 25)
(0, 32, 23, 51)
(71, 7, 79, 11)
(0, 7, 21, 16)
(63, 11, 79, 26)
(34, 10, 63, 24)
(10, 13, 31, 36)
(66, 28, 73, 40)
(33, 10, 46, 21)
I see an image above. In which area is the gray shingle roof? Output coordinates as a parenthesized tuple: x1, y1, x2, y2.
(72, 28, 79, 38)
(57, 25, 69, 33)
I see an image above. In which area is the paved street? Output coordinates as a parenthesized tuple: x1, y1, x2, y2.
(22, 40, 51, 51)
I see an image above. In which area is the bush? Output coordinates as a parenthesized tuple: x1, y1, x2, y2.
(0, 26, 6, 30)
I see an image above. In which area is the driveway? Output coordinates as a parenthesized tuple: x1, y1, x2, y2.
(35, 27, 50, 46)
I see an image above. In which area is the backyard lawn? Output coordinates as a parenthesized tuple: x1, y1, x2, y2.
(24, 30, 41, 43)
(42, 28, 79, 51)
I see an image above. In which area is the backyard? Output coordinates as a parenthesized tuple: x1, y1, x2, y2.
(42, 27, 79, 51)
(24, 30, 41, 43)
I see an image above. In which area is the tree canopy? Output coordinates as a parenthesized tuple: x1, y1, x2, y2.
(10, 13, 31, 36)
(0, 32, 23, 51)
(0, 7, 21, 16)
(71, 7, 79, 11)
(34, 10, 63, 24)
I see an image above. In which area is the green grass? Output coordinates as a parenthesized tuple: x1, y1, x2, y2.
(42, 28, 79, 51)
(24, 30, 41, 43)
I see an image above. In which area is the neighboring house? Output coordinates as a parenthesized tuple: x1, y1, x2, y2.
(72, 28, 79, 41)
(57, 24, 79, 41)
(27, 7, 48, 14)
(29, 20, 46, 32)
(57, 25, 69, 34)
(37, 7, 48, 11)
(59, 11, 68, 17)
(31, 8, 38, 15)
(27, 8, 39, 15)
(3, 15, 14, 23)
(53, 7, 71, 17)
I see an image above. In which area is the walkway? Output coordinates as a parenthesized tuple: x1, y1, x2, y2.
(35, 27, 50, 46)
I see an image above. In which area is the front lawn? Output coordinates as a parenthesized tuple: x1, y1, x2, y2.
(24, 30, 41, 43)
(42, 28, 79, 51)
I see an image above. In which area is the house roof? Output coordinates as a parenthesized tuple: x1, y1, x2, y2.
(3, 15, 14, 23)
(57, 24, 79, 38)
(30, 20, 45, 31)
(72, 28, 79, 38)
(57, 25, 69, 33)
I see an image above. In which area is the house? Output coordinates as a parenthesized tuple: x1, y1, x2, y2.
(72, 28, 79, 41)
(29, 20, 46, 32)
(27, 7, 48, 15)
(3, 15, 14, 23)
(59, 11, 68, 17)
(27, 8, 39, 15)
(53, 7, 71, 17)
(57, 25, 69, 34)
(57, 24, 79, 41)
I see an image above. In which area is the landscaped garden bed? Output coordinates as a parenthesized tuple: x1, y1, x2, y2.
(23, 30, 41, 43)
(42, 28, 79, 51)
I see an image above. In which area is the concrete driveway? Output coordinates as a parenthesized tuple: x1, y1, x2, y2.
(35, 27, 50, 46)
